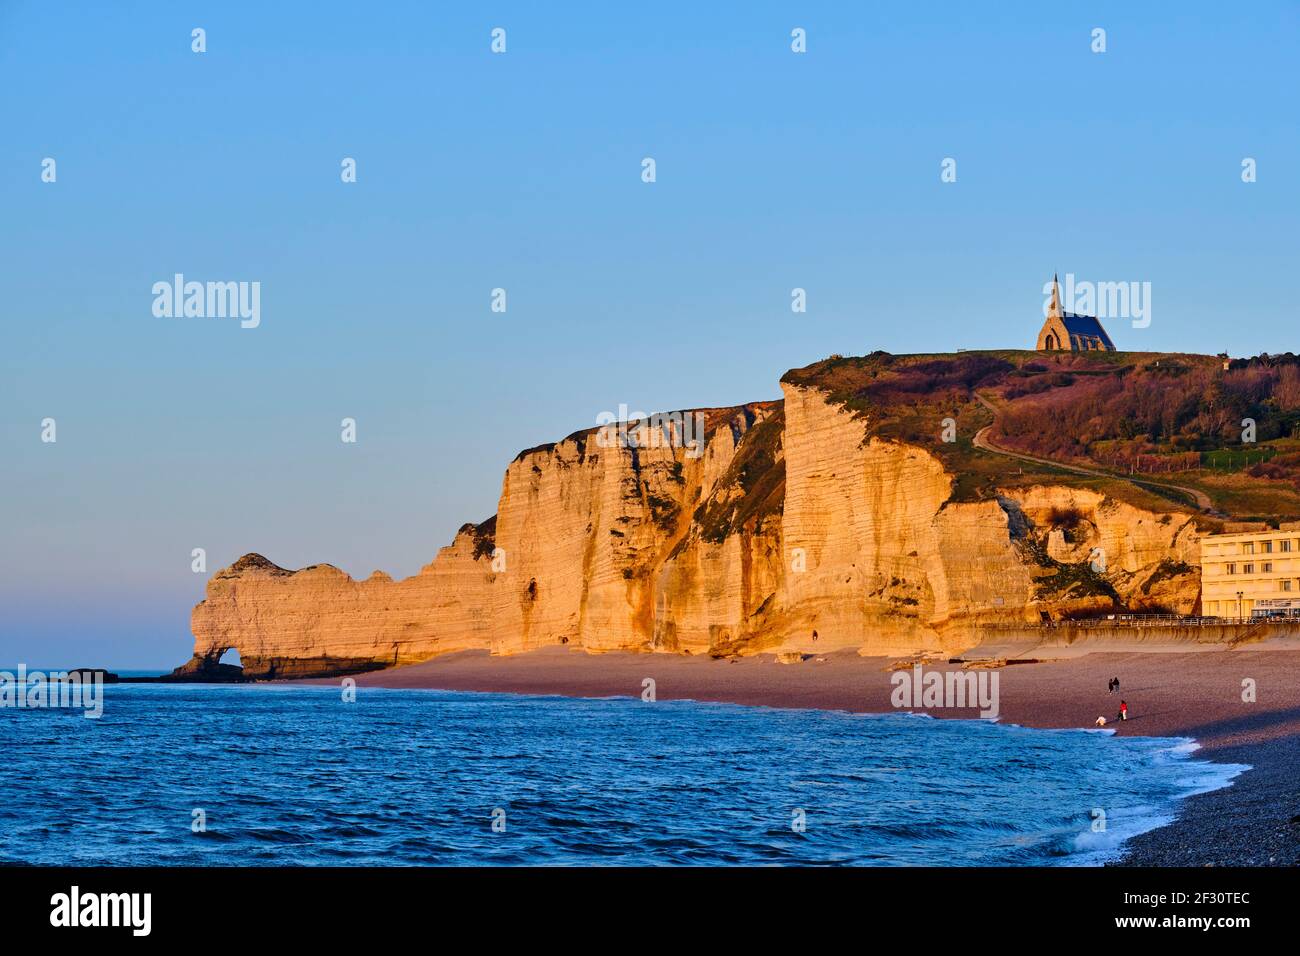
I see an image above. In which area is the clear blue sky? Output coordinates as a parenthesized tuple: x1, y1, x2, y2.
(2, 1, 1297, 667)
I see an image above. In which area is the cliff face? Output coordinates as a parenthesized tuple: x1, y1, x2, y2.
(183, 380, 1205, 679)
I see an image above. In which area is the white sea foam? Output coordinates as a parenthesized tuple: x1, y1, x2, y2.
(1063, 736, 1249, 866)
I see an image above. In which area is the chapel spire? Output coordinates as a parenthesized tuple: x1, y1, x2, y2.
(1047, 273, 1062, 319)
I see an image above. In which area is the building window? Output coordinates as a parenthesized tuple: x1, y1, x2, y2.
(1244, 543, 1255, 554)
(1264, 541, 1273, 554)
(1227, 563, 1236, 575)
(1264, 562, 1273, 573)
(1283, 540, 1293, 553)
(1282, 580, 1293, 592)
(1244, 564, 1255, 574)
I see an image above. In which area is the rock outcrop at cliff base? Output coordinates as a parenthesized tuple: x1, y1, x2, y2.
(184, 355, 1209, 679)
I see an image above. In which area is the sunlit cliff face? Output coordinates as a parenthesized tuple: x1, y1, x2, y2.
(184, 374, 1202, 680)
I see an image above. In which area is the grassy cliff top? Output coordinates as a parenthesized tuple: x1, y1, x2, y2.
(512, 401, 781, 464)
(782, 350, 1300, 523)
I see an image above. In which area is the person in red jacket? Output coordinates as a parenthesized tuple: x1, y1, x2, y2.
(1118, 700, 1128, 721)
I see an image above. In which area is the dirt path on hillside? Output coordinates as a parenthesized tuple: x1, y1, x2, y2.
(971, 393, 1214, 512)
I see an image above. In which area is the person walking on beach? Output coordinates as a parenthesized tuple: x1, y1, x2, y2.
(1107, 677, 1116, 693)
(1118, 700, 1128, 721)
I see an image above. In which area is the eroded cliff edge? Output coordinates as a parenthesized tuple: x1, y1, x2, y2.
(179, 354, 1211, 679)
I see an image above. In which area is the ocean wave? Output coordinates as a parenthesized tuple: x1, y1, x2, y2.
(0, 683, 1248, 867)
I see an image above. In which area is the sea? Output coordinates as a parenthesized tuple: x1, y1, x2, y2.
(0, 679, 1247, 866)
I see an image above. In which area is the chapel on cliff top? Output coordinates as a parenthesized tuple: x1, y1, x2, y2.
(1035, 274, 1115, 351)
